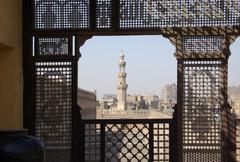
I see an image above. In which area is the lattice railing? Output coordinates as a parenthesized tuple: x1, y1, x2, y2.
(79, 119, 174, 162)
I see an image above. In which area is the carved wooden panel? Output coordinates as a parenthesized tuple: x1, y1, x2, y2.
(34, 0, 240, 30)
(181, 60, 224, 162)
(35, 61, 73, 162)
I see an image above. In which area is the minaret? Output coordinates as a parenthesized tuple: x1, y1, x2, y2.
(117, 50, 128, 111)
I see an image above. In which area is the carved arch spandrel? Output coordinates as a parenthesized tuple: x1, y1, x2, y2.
(75, 36, 92, 60)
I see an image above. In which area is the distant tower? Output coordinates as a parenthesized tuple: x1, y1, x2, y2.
(117, 50, 128, 111)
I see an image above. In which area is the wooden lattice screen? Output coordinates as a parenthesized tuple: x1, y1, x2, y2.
(22, 0, 240, 162)
(34, 36, 76, 162)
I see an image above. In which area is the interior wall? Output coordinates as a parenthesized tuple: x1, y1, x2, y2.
(0, 0, 22, 129)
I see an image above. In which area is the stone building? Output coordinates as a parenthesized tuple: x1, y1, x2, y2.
(160, 83, 177, 104)
(127, 95, 159, 110)
(229, 85, 240, 116)
(77, 88, 96, 119)
(100, 94, 118, 110)
(127, 95, 147, 110)
(143, 95, 159, 109)
(159, 83, 177, 113)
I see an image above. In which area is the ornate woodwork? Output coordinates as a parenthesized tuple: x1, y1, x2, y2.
(81, 119, 171, 162)
(23, 0, 240, 162)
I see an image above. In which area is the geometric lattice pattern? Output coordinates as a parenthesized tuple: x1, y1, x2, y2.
(183, 151, 221, 162)
(31, 1, 238, 162)
(119, 0, 240, 28)
(34, 0, 90, 29)
(85, 124, 101, 162)
(105, 124, 149, 162)
(96, 0, 112, 29)
(154, 123, 170, 162)
(82, 120, 171, 162)
(35, 61, 73, 162)
(34, 0, 240, 30)
(182, 60, 224, 162)
(182, 36, 225, 55)
(37, 38, 69, 55)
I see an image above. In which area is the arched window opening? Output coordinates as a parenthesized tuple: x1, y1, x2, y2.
(78, 36, 176, 119)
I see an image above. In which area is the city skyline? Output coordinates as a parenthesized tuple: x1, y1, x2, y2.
(78, 36, 240, 99)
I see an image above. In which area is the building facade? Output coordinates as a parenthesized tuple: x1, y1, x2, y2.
(99, 94, 118, 110)
(229, 85, 240, 117)
(127, 95, 159, 110)
(160, 83, 177, 104)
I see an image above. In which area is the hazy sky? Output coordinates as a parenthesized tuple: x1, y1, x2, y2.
(78, 36, 240, 99)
